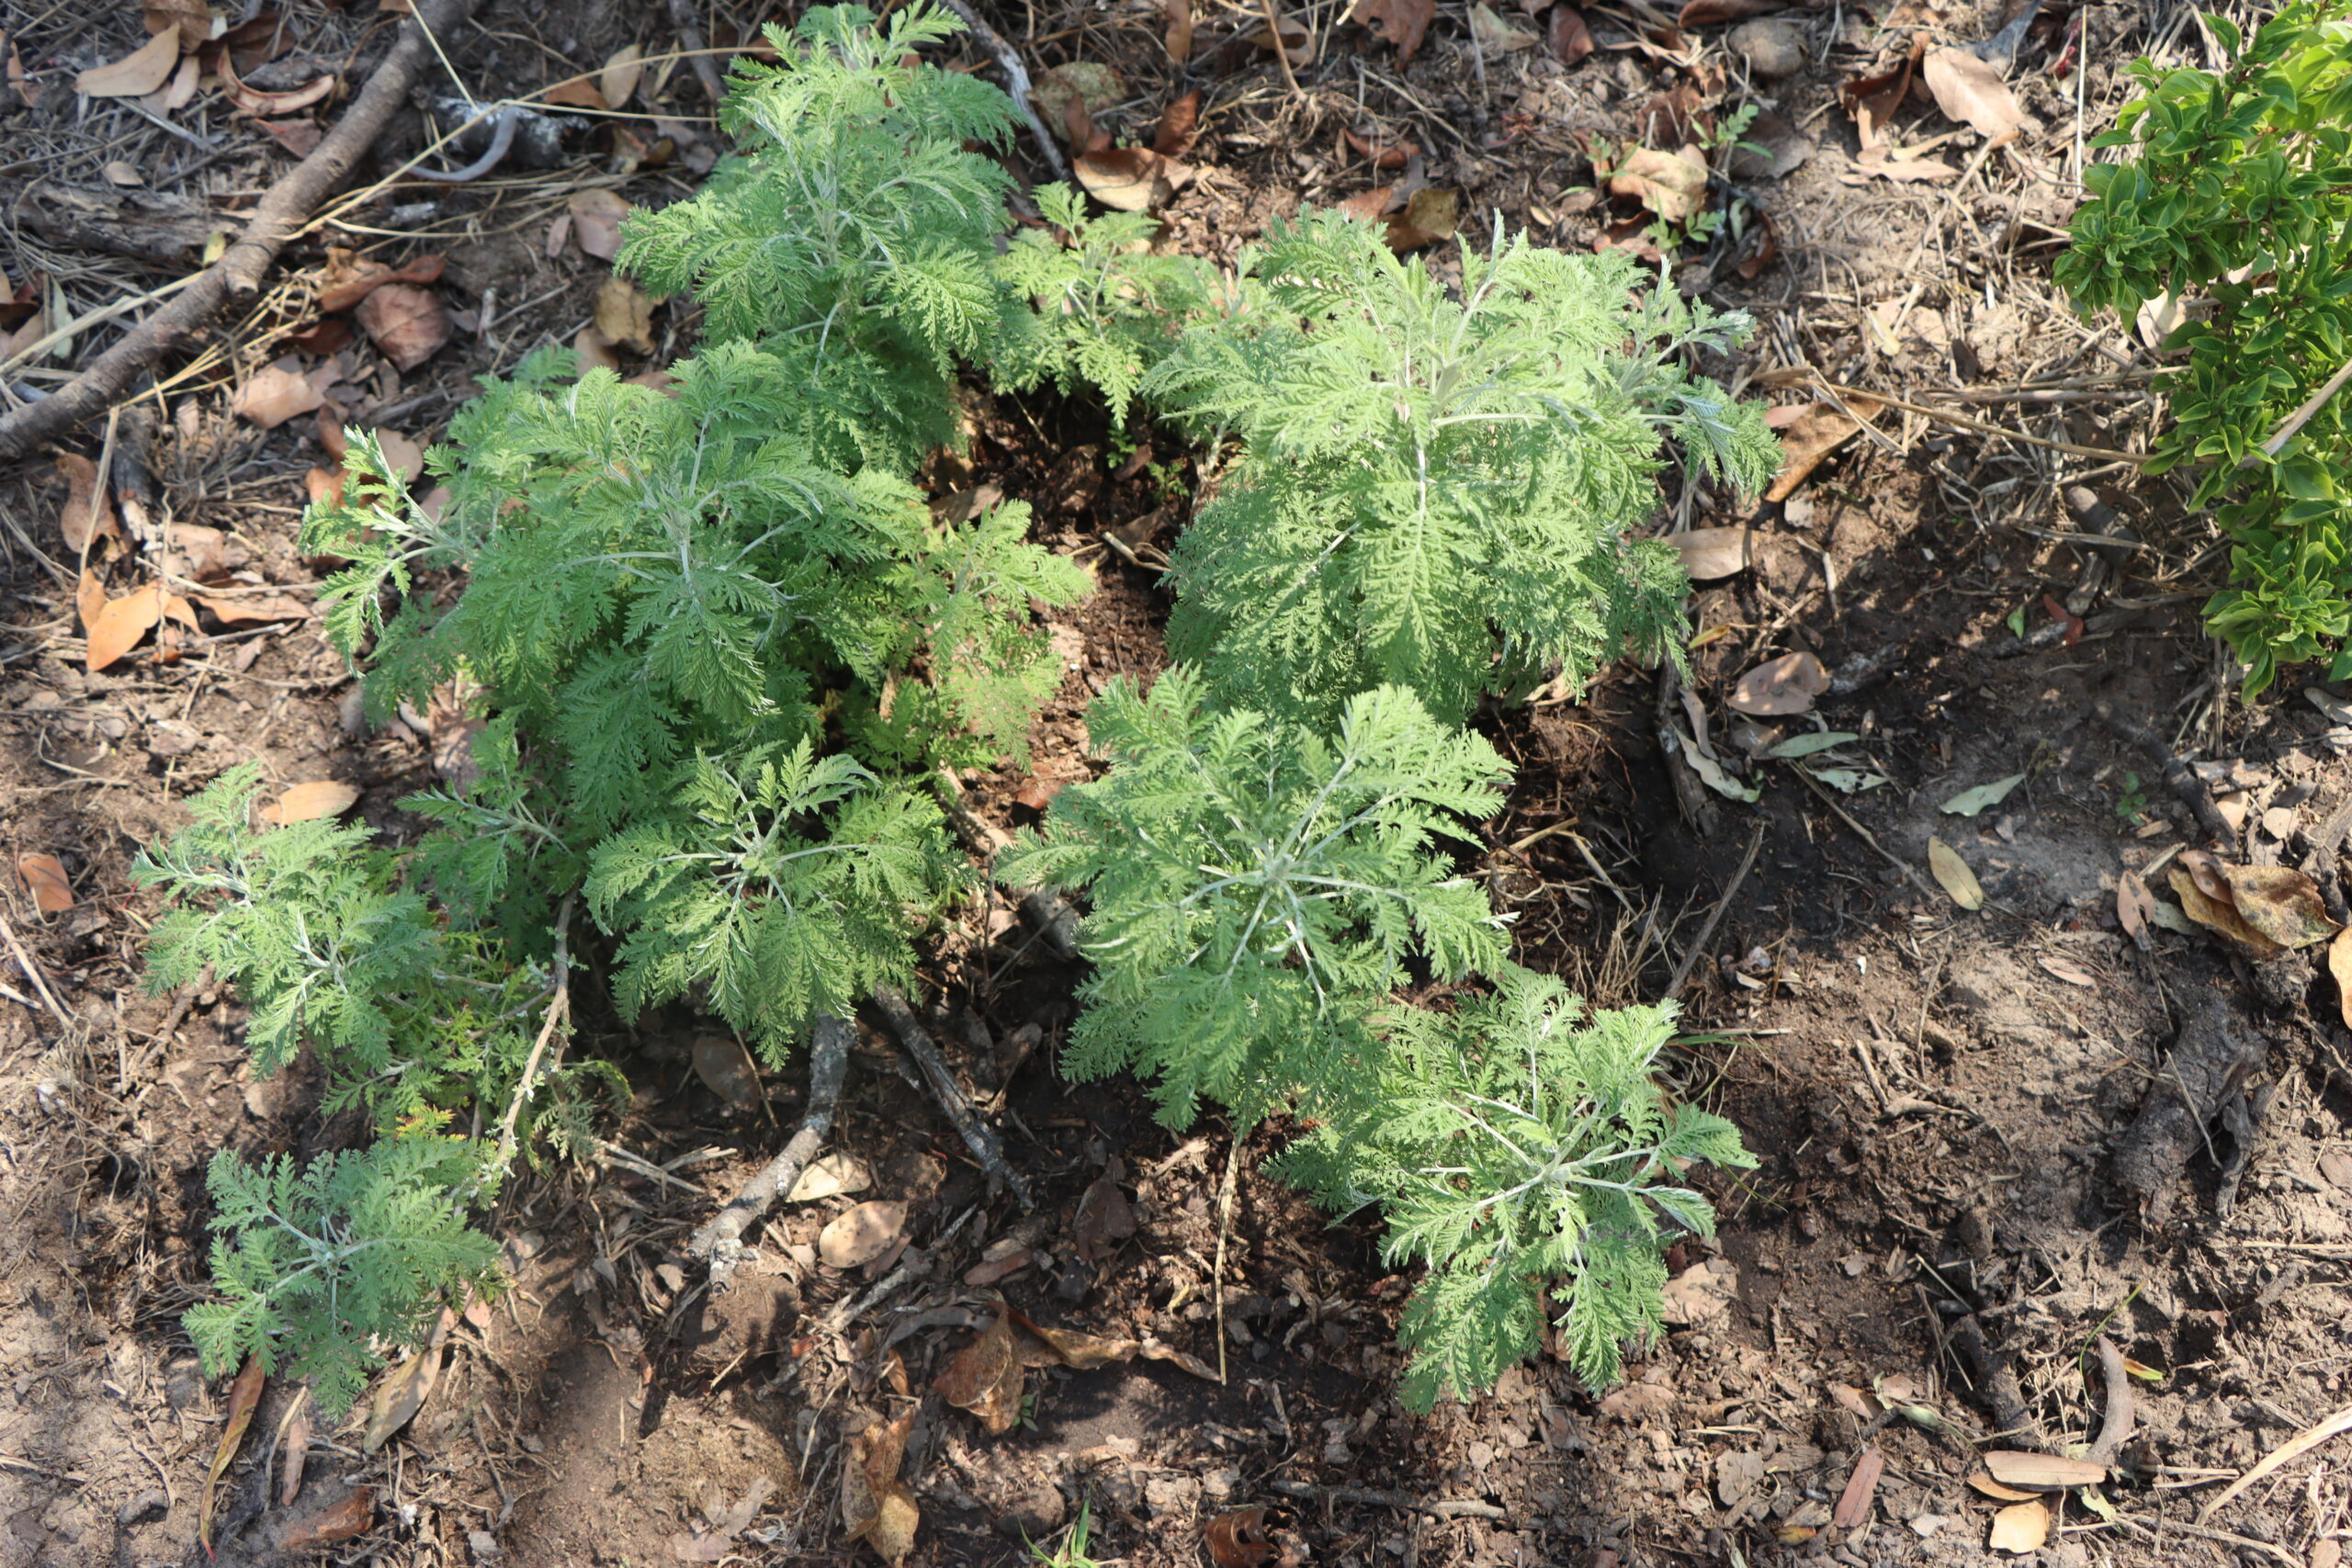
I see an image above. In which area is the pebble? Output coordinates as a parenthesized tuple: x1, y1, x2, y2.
(1728, 18, 1806, 79)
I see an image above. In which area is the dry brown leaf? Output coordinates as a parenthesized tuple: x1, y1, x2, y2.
(260, 780, 360, 825)
(273, 1485, 373, 1552)
(256, 117, 323, 156)
(1073, 1171, 1136, 1261)
(594, 275, 657, 355)
(56, 452, 118, 555)
(2212, 863, 2336, 949)
(361, 1347, 440, 1452)
(103, 159, 144, 186)
(569, 190, 633, 261)
(233, 358, 331, 428)
(199, 1355, 266, 1554)
(1831, 1448, 1883, 1530)
(818, 1201, 908, 1269)
(1608, 146, 1709, 224)
(1987, 1499, 2050, 1552)
(1384, 186, 1458, 252)
(1339, 186, 1399, 220)
(1351, 0, 1434, 63)
(17, 853, 72, 915)
(78, 30, 180, 98)
(305, 467, 346, 508)
(1922, 46, 2022, 142)
(1467, 2, 1539, 51)
(1966, 1472, 2041, 1502)
(574, 324, 622, 375)
(2169, 868, 2284, 955)
(371, 428, 424, 482)
(1981, 1451, 2108, 1489)
(1679, 0, 1781, 21)
(316, 254, 446, 315)
(75, 568, 107, 632)
(1205, 1506, 1278, 1568)
(1838, 39, 1922, 150)
(1549, 5, 1596, 62)
(86, 584, 166, 671)
(1765, 400, 1880, 501)
(601, 42, 644, 108)
(277, 1389, 312, 1507)
(356, 283, 449, 372)
(2040, 954, 2095, 987)
(1342, 129, 1417, 169)
(690, 1033, 763, 1112)
(785, 1150, 871, 1202)
(934, 1311, 1024, 1433)
(1155, 89, 1202, 157)
(146, 0, 219, 51)
(842, 1413, 920, 1565)
(2118, 869, 2155, 949)
(1728, 650, 1828, 716)
(1928, 838, 1984, 910)
(1164, 0, 1194, 60)
(1668, 528, 1749, 585)
(2329, 928, 2352, 1032)
(220, 52, 334, 116)
(1074, 148, 1178, 212)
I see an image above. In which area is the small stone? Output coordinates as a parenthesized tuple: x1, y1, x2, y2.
(1728, 18, 1805, 78)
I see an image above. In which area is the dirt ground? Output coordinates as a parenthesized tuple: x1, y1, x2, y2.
(4, 0, 2352, 1565)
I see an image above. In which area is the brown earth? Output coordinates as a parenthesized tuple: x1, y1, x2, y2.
(4, 1, 2350, 1566)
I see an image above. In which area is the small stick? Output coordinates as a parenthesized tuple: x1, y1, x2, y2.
(2197, 1397, 2352, 1523)
(1212, 1130, 1243, 1384)
(1266, 1480, 1507, 1521)
(1804, 375, 2148, 464)
(666, 0, 730, 107)
(2248, 352, 2352, 463)
(2085, 1336, 2135, 1466)
(491, 896, 574, 1176)
(871, 986, 1035, 1211)
(1792, 768, 1941, 902)
(2095, 701, 2238, 851)
(1666, 822, 1763, 998)
(1261, 0, 1306, 100)
(0, 910, 70, 1029)
(686, 1010, 853, 1282)
(933, 0, 1071, 184)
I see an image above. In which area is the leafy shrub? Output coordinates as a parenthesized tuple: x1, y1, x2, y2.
(1276, 968, 1754, 1408)
(1001, 670, 1510, 1128)
(1146, 213, 1781, 726)
(2055, 0, 2352, 693)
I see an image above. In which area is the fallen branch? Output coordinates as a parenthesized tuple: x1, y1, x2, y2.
(686, 1010, 852, 1285)
(933, 0, 1071, 184)
(2096, 702, 2239, 851)
(0, 0, 481, 463)
(871, 986, 1035, 1212)
(1266, 1480, 1507, 1522)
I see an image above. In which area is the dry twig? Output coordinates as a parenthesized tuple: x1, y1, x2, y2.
(687, 1011, 854, 1284)
(872, 986, 1035, 1211)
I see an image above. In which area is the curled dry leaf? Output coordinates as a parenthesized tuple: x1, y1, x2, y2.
(1728, 650, 1828, 716)
(601, 43, 644, 108)
(1765, 399, 1879, 501)
(77, 29, 180, 98)
(233, 357, 332, 428)
(1205, 1506, 1278, 1568)
(1927, 838, 1984, 911)
(272, 1485, 374, 1552)
(2170, 851, 2335, 952)
(1987, 1499, 2050, 1553)
(355, 283, 451, 372)
(569, 189, 633, 261)
(1351, 0, 1434, 63)
(1384, 186, 1458, 252)
(1839, 39, 1923, 150)
(1165, 0, 1194, 61)
(200, 1355, 266, 1555)
(1549, 5, 1596, 62)
(1155, 89, 1202, 157)
(220, 52, 335, 116)
(1678, 0, 1782, 21)
(594, 274, 657, 355)
(316, 254, 446, 315)
(818, 1200, 909, 1269)
(574, 324, 622, 375)
(1670, 526, 1750, 581)
(16, 853, 72, 915)
(691, 1033, 763, 1112)
(842, 1413, 920, 1566)
(785, 1150, 871, 1202)
(934, 1310, 1024, 1433)
(1607, 146, 1708, 224)
(1966, 1472, 2041, 1503)
(1075, 148, 1188, 213)
(1921, 46, 2022, 142)
(56, 452, 118, 554)
(362, 1345, 442, 1452)
(260, 780, 361, 825)
(1343, 129, 1416, 169)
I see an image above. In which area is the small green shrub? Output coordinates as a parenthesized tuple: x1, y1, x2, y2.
(2056, 0, 2352, 693)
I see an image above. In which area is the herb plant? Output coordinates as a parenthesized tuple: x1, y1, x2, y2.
(2055, 0, 2352, 693)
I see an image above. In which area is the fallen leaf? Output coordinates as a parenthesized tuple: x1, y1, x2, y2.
(1073, 1171, 1136, 1261)
(574, 324, 622, 375)
(1074, 147, 1180, 212)
(1987, 1499, 2050, 1553)
(1343, 129, 1417, 169)
(1384, 186, 1458, 252)
(1351, 0, 1434, 63)
(1658, 1258, 1738, 1324)
(257, 117, 324, 156)
(1766, 400, 1879, 501)
(305, 467, 346, 508)
(316, 254, 447, 315)
(1981, 1451, 2108, 1490)
(1205, 1506, 1278, 1568)
(569, 190, 633, 261)
(601, 42, 644, 108)
(220, 53, 335, 116)
(277, 1387, 312, 1506)
(818, 1201, 908, 1269)
(2330, 928, 2352, 1031)
(1683, 740, 1759, 803)
(1155, 89, 1202, 156)
(274, 1486, 374, 1552)
(1839, 39, 1922, 150)
(1828, 1382, 1883, 1420)
(1966, 1472, 2041, 1502)
(260, 780, 360, 824)
(1922, 46, 2022, 142)
(77, 30, 180, 98)
(2169, 868, 2284, 955)
(1927, 839, 1984, 910)
(362, 1346, 441, 1452)
(356, 283, 449, 371)
(1338, 186, 1398, 220)
(1549, 5, 1596, 62)
(1671, 526, 1750, 581)
(594, 274, 656, 355)
(934, 1311, 1024, 1433)
(17, 853, 72, 915)
(103, 159, 144, 186)
(1468, 3, 1539, 51)
(1607, 145, 1709, 224)
(1832, 1448, 1883, 1530)
(1165, 0, 1194, 61)
(1940, 773, 2025, 817)
(75, 568, 107, 632)
(145, 0, 218, 51)
(2118, 870, 2155, 948)
(232, 358, 332, 428)
(1679, 0, 1781, 21)
(842, 1412, 919, 1565)
(1844, 144, 1962, 184)
(2212, 863, 2336, 949)
(86, 584, 167, 671)
(2039, 954, 2095, 987)
(200, 1355, 266, 1554)
(1254, 15, 1311, 64)
(1728, 651, 1829, 716)
(1031, 62, 1125, 144)
(786, 1150, 872, 1202)
(544, 77, 606, 108)
(691, 1033, 763, 1112)
(56, 452, 118, 554)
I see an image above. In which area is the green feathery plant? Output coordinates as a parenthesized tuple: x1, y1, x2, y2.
(2055, 0, 2352, 694)
(1146, 211, 1781, 726)
(1001, 669, 1510, 1129)
(1276, 967, 1754, 1408)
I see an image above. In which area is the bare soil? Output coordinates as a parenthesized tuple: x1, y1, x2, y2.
(5, 1, 2351, 1566)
